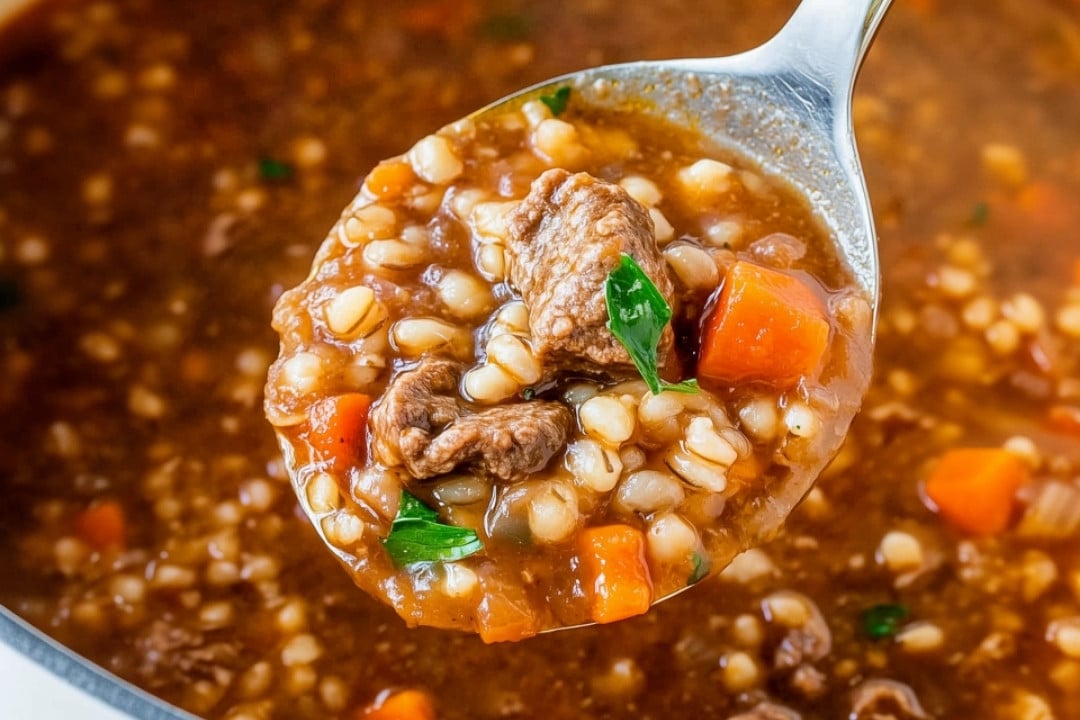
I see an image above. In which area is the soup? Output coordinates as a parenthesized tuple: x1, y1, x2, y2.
(1, 0, 1078, 718)
(265, 100, 872, 639)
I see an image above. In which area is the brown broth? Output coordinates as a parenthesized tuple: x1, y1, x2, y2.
(1, 0, 1079, 717)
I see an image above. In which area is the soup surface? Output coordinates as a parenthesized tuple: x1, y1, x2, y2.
(1, 0, 1079, 718)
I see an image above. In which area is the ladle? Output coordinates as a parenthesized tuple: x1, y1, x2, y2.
(285, 0, 894, 635)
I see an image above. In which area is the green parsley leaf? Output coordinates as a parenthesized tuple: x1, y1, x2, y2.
(382, 521, 484, 566)
(382, 490, 483, 566)
(605, 254, 698, 395)
(258, 156, 294, 182)
(479, 13, 530, 41)
(860, 603, 909, 640)
(688, 552, 709, 585)
(396, 490, 439, 523)
(970, 200, 990, 228)
(539, 86, 572, 117)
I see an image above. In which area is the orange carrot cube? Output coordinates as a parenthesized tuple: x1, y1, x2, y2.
(578, 524, 653, 624)
(924, 448, 1028, 535)
(697, 261, 830, 388)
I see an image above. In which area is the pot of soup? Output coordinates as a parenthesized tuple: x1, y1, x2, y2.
(1, 0, 1079, 719)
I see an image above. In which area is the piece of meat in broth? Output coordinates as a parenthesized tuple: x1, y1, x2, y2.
(505, 168, 676, 373)
(370, 357, 572, 482)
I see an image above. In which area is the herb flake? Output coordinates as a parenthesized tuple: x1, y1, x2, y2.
(396, 490, 439, 523)
(479, 13, 530, 41)
(539, 86, 572, 117)
(970, 200, 990, 228)
(605, 254, 698, 395)
(688, 552, 709, 585)
(861, 603, 909, 640)
(382, 490, 483, 566)
(258, 156, 294, 182)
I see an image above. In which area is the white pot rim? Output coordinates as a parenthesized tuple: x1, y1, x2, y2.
(0, 607, 194, 720)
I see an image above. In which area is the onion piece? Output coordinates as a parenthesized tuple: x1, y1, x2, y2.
(1016, 480, 1080, 540)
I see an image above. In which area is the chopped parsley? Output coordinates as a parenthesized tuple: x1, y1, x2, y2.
(861, 603, 909, 640)
(479, 13, 530, 41)
(688, 552, 709, 585)
(605, 254, 698, 395)
(381, 490, 483, 566)
(258, 156, 294, 182)
(539, 86, 572, 117)
(970, 200, 990, 228)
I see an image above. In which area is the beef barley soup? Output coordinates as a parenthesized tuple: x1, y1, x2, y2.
(265, 101, 873, 639)
(1, 0, 1079, 718)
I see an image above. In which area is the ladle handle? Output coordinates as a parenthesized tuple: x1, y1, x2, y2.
(764, 0, 893, 96)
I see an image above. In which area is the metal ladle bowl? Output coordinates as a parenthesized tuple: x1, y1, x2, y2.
(470, 0, 891, 604)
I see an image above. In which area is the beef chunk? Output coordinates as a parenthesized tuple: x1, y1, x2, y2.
(370, 358, 572, 481)
(505, 168, 675, 372)
(421, 404, 573, 480)
(369, 356, 463, 468)
(769, 592, 832, 669)
(133, 620, 241, 689)
(789, 664, 828, 699)
(775, 624, 831, 669)
(764, 591, 832, 699)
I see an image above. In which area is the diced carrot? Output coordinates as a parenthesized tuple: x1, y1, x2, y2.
(74, 500, 126, 551)
(179, 349, 213, 385)
(924, 448, 1029, 535)
(363, 160, 417, 202)
(697, 261, 831, 388)
(360, 689, 436, 720)
(305, 393, 372, 471)
(1048, 405, 1080, 439)
(474, 582, 539, 643)
(476, 607, 538, 644)
(1015, 181, 1074, 238)
(578, 524, 653, 624)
